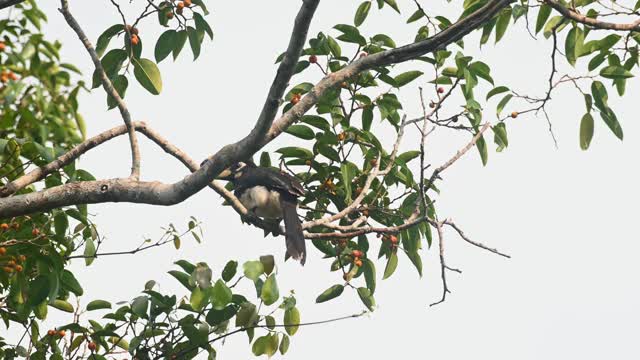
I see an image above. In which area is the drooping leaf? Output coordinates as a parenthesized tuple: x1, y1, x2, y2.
(579, 113, 594, 150)
(133, 58, 162, 95)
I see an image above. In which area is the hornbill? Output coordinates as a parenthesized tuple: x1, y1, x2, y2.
(216, 161, 307, 265)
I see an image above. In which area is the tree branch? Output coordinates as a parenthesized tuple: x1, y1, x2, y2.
(545, 0, 640, 32)
(59, 0, 142, 180)
(0, 0, 24, 10)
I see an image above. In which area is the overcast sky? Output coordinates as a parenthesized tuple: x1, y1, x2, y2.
(23, 0, 640, 359)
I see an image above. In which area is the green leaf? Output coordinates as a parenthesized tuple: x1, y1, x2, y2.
(383, 252, 398, 279)
(354, 1, 372, 27)
(206, 305, 237, 326)
(260, 255, 275, 275)
(384, 0, 400, 13)
(84, 238, 96, 266)
(276, 147, 313, 159)
(190, 286, 208, 311)
(107, 75, 128, 110)
(565, 27, 578, 66)
(27, 277, 50, 306)
(372, 34, 396, 48)
(86, 300, 112, 311)
(285, 124, 315, 140)
(394, 70, 423, 87)
(91, 49, 127, 89)
(591, 80, 608, 111)
(363, 258, 376, 294)
(599, 65, 634, 79)
(187, 26, 203, 60)
(341, 162, 354, 202)
(536, 5, 552, 34)
(316, 284, 344, 303)
(357, 287, 376, 311)
(496, 94, 513, 116)
(243, 260, 264, 281)
(133, 58, 162, 95)
(50, 299, 74, 313)
(61, 270, 83, 296)
(54, 211, 69, 236)
(155, 30, 177, 63)
(221, 260, 238, 282)
(495, 9, 511, 42)
(173, 30, 188, 60)
(396, 150, 420, 164)
(284, 307, 300, 336)
(193, 12, 214, 39)
(579, 113, 594, 150)
(96, 24, 124, 57)
(486, 86, 509, 101)
(280, 334, 290, 355)
(362, 106, 373, 131)
(235, 302, 258, 327)
(407, 9, 424, 23)
(477, 134, 488, 166)
(260, 275, 280, 306)
(168, 270, 193, 290)
(600, 107, 623, 140)
(252, 334, 279, 357)
(131, 296, 148, 317)
(210, 280, 232, 310)
(492, 123, 509, 149)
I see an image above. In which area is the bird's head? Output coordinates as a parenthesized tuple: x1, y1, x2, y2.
(217, 161, 255, 181)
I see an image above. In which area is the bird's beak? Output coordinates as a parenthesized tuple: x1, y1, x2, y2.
(217, 168, 233, 181)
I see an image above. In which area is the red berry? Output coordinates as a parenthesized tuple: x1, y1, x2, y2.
(309, 55, 318, 64)
(437, 87, 445, 94)
(510, 111, 518, 119)
(88, 342, 97, 351)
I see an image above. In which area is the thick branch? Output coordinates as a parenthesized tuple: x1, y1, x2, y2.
(59, 0, 142, 179)
(545, 0, 640, 32)
(0, 0, 24, 10)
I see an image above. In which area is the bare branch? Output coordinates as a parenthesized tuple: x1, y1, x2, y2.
(430, 221, 461, 307)
(545, 0, 640, 31)
(443, 219, 511, 258)
(59, 0, 142, 180)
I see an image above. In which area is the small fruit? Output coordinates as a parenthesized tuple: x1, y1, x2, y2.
(15, 265, 22, 272)
(131, 34, 139, 46)
(0, 42, 5, 51)
(177, 6, 184, 15)
(47, 330, 56, 336)
(18, 255, 26, 262)
(290, 94, 301, 105)
(3, 267, 12, 273)
(305, 160, 312, 166)
(351, 250, 363, 258)
(0, 247, 6, 255)
(362, 209, 369, 217)
(340, 81, 348, 89)
(354, 259, 363, 267)
(437, 87, 445, 94)
(309, 54, 318, 64)
(88, 342, 97, 351)
(338, 132, 346, 141)
(0, 75, 6, 83)
(183, 0, 192, 5)
(369, 158, 377, 167)
(166, 11, 174, 19)
(389, 235, 398, 244)
(7, 260, 15, 267)
(429, 101, 436, 109)
(0, 223, 8, 230)
(58, 330, 66, 337)
(510, 111, 518, 119)
(354, 187, 362, 196)
(177, 1, 185, 10)
(32, 228, 40, 236)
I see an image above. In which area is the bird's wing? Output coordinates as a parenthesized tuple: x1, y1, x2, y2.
(236, 167, 305, 198)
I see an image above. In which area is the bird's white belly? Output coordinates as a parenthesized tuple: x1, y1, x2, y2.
(239, 186, 282, 219)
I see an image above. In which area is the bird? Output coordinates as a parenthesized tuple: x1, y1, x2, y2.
(216, 161, 307, 265)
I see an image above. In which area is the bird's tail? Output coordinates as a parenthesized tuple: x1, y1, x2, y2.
(280, 197, 306, 265)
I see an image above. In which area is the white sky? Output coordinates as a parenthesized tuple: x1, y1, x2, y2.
(21, 0, 640, 359)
